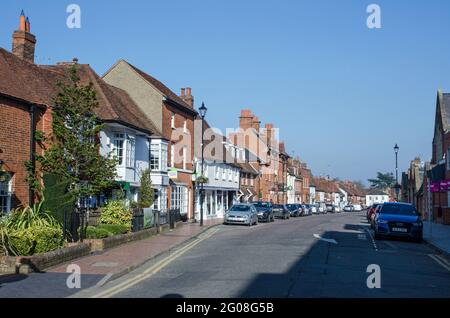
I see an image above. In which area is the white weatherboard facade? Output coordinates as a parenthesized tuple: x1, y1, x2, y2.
(100, 124, 151, 203)
(309, 186, 316, 204)
(193, 157, 240, 220)
(287, 174, 296, 204)
(366, 194, 390, 206)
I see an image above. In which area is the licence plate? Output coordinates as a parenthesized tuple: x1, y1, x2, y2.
(392, 227, 408, 233)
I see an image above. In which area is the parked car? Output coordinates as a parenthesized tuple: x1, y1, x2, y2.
(370, 204, 383, 228)
(317, 203, 327, 214)
(334, 205, 341, 213)
(286, 204, 301, 217)
(310, 204, 318, 214)
(353, 204, 363, 212)
(343, 205, 354, 212)
(224, 204, 259, 226)
(252, 201, 275, 223)
(326, 204, 335, 213)
(273, 204, 291, 220)
(373, 203, 423, 242)
(301, 204, 310, 216)
(367, 204, 381, 222)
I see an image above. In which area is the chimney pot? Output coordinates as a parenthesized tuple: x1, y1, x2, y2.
(181, 88, 186, 96)
(186, 87, 192, 96)
(73, 57, 79, 64)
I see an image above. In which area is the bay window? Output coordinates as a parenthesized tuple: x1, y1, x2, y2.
(126, 135, 135, 167)
(113, 133, 125, 165)
(150, 141, 168, 172)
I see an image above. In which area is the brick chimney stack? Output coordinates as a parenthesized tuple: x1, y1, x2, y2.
(239, 109, 254, 130)
(12, 10, 36, 63)
(180, 87, 194, 108)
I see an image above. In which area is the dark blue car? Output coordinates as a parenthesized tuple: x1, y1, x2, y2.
(373, 203, 423, 242)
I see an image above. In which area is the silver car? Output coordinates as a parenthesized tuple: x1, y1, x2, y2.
(224, 204, 259, 226)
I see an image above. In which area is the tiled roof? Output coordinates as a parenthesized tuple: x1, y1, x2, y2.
(43, 64, 161, 135)
(125, 61, 197, 114)
(0, 47, 159, 135)
(0, 48, 63, 107)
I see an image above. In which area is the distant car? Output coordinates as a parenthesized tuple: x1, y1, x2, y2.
(310, 204, 318, 214)
(252, 201, 274, 223)
(317, 203, 327, 214)
(343, 205, 354, 212)
(301, 204, 311, 216)
(286, 204, 301, 217)
(224, 204, 258, 226)
(334, 206, 341, 213)
(326, 204, 335, 213)
(353, 204, 363, 212)
(373, 203, 423, 242)
(273, 204, 290, 220)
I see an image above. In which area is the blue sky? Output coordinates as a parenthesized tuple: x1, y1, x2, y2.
(1, 0, 450, 184)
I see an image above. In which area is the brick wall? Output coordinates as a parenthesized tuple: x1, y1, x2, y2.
(0, 96, 32, 208)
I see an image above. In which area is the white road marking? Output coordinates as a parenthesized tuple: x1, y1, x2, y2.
(428, 254, 450, 272)
(90, 228, 220, 298)
(436, 254, 450, 267)
(96, 273, 114, 287)
(313, 234, 338, 245)
(357, 234, 367, 240)
(365, 229, 378, 251)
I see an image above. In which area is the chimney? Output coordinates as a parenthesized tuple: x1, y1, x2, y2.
(239, 109, 254, 130)
(12, 11, 36, 63)
(180, 87, 194, 107)
(252, 116, 261, 132)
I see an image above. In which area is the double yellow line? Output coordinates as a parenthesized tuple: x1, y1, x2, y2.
(91, 228, 219, 298)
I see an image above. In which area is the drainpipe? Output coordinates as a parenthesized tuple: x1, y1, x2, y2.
(29, 104, 36, 206)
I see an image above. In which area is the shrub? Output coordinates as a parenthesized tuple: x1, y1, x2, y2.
(7, 226, 64, 256)
(0, 201, 64, 256)
(85, 226, 110, 239)
(99, 200, 132, 231)
(97, 224, 129, 235)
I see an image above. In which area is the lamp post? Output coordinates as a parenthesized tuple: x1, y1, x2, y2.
(394, 144, 400, 201)
(199, 102, 207, 227)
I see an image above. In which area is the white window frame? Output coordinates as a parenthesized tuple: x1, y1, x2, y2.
(183, 146, 187, 170)
(215, 166, 219, 180)
(183, 119, 187, 133)
(0, 179, 12, 214)
(150, 143, 160, 171)
(112, 133, 125, 166)
(126, 135, 136, 168)
(171, 186, 188, 215)
(171, 113, 176, 129)
(170, 144, 175, 168)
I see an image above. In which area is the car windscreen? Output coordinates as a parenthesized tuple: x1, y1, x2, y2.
(286, 205, 297, 210)
(380, 204, 417, 215)
(253, 202, 270, 208)
(230, 206, 251, 212)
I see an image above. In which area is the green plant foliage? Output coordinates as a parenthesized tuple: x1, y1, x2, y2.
(85, 226, 110, 239)
(99, 200, 132, 231)
(0, 201, 64, 256)
(97, 223, 129, 235)
(138, 168, 154, 209)
(35, 66, 118, 203)
(42, 174, 76, 224)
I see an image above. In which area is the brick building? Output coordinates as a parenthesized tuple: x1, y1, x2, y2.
(103, 60, 198, 219)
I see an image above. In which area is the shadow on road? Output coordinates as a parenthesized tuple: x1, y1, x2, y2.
(236, 227, 450, 298)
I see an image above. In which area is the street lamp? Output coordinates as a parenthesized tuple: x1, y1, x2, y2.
(394, 144, 400, 201)
(199, 102, 207, 227)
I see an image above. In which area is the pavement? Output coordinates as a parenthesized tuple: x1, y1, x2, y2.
(75, 212, 450, 298)
(1, 212, 449, 298)
(423, 221, 450, 256)
(0, 218, 223, 298)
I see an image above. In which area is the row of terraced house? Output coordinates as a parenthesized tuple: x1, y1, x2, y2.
(0, 13, 314, 221)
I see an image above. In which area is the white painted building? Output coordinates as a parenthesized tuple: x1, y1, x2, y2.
(366, 189, 390, 206)
(100, 124, 153, 203)
(309, 185, 316, 204)
(287, 173, 296, 204)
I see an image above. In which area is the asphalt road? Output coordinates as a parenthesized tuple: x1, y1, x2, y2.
(79, 212, 450, 298)
(1, 212, 449, 298)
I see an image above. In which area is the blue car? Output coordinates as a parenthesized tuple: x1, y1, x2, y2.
(373, 203, 423, 242)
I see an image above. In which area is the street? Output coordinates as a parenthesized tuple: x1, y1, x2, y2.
(73, 212, 450, 298)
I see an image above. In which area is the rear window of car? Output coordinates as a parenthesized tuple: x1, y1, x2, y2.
(253, 202, 270, 208)
(286, 205, 297, 210)
(380, 204, 417, 215)
(230, 205, 250, 212)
